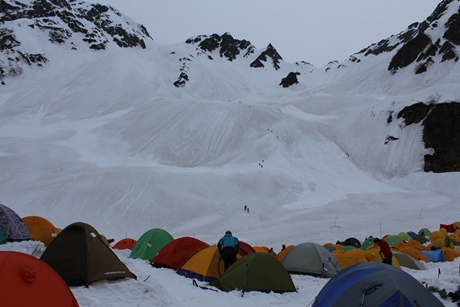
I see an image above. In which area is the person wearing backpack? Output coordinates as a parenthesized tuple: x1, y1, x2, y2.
(218, 231, 239, 271)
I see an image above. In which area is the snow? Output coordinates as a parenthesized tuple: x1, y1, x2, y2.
(1, 0, 460, 306)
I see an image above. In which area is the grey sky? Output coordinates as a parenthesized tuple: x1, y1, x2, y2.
(93, 0, 441, 66)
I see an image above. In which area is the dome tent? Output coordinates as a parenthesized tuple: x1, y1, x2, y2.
(0, 203, 32, 242)
(281, 242, 341, 278)
(210, 252, 296, 294)
(40, 222, 136, 286)
(151, 236, 209, 269)
(0, 251, 80, 307)
(312, 262, 443, 307)
(129, 228, 174, 260)
(22, 215, 60, 246)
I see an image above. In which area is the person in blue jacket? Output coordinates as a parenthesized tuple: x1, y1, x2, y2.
(218, 230, 239, 271)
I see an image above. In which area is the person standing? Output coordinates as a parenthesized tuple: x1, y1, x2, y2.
(374, 238, 393, 265)
(218, 230, 239, 271)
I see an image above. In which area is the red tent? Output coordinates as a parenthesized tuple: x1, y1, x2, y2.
(112, 238, 137, 250)
(0, 251, 79, 307)
(151, 236, 209, 269)
(239, 240, 256, 256)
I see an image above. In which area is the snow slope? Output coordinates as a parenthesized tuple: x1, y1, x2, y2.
(1, 0, 460, 306)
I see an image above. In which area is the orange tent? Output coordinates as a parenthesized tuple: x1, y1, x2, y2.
(0, 251, 79, 307)
(334, 249, 374, 270)
(151, 236, 209, 269)
(22, 216, 60, 247)
(112, 238, 137, 250)
(253, 246, 275, 255)
(441, 247, 460, 261)
(396, 247, 430, 262)
(406, 240, 427, 250)
(275, 245, 295, 262)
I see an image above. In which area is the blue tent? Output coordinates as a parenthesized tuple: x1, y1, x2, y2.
(312, 262, 443, 307)
(407, 231, 418, 239)
(421, 250, 445, 263)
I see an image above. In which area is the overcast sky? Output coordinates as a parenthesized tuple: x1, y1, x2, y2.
(93, 0, 440, 66)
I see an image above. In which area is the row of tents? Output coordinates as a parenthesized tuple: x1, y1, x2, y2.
(1, 203, 458, 306)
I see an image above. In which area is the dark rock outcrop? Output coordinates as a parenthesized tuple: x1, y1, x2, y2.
(279, 72, 300, 88)
(186, 32, 254, 61)
(398, 101, 460, 172)
(0, 0, 152, 80)
(250, 44, 282, 70)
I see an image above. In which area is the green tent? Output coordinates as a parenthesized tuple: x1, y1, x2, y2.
(341, 245, 357, 251)
(210, 252, 296, 293)
(418, 228, 432, 237)
(384, 235, 403, 247)
(360, 237, 374, 250)
(397, 232, 412, 241)
(129, 228, 174, 260)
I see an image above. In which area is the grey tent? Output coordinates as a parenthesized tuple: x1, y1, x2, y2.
(281, 242, 341, 278)
(0, 203, 32, 242)
(312, 262, 443, 307)
(392, 252, 426, 270)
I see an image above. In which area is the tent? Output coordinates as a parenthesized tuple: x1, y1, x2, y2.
(40, 222, 136, 286)
(420, 250, 445, 263)
(360, 237, 375, 250)
(275, 245, 295, 262)
(333, 248, 374, 270)
(343, 237, 361, 248)
(440, 223, 455, 233)
(253, 246, 275, 255)
(22, 216, 60, 247)
(441, 247, 460, 261)
(176, 245, 225, 282)
(392, 252, 426, 270)
(210, 253, 296, 294)
(396, 247, 430, 262)
(281, 242, 341, 278)
(0, 251, 80, 307)
(0, 203, 32, 242)
(129, 228, 174, 260)
(384, 235, 403, 247)
(238, 241, 256, 256)
(151, 236, 209, 269)
(418, 228, 432, 237)
(112, 238, 137, 250)
(312, 262, 444, 307)
(397, 232, 412, 242)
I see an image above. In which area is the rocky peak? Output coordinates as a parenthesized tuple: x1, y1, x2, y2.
(0, 0, 152, 80)
(249, 43, 283, 70)
(186, 32, 255, 61)
(354, 0, 459, 75)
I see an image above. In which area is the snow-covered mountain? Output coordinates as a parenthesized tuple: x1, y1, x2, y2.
(0, 0, 459, 246)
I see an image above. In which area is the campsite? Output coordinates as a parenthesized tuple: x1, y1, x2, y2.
(2, 0, 460, 306)
(1, 203, 460, 306)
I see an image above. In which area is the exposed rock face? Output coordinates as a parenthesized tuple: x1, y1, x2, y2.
(0, 0, 152, 80)
(355, 0, 459, 75)
(250, 44, 283, 70)
(279, 72, 300, 88)
(186, 32, 255, 61)
(398, 102, 460, 172)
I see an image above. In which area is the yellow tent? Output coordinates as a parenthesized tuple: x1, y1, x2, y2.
(176, 245, 225, 281)
(275, 245, 295, 262)
(22, 216, 60, 247)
